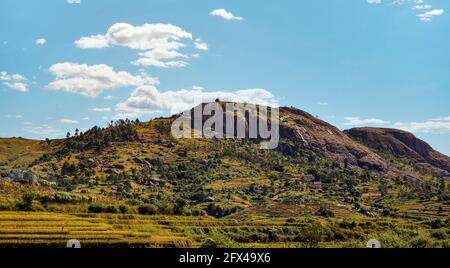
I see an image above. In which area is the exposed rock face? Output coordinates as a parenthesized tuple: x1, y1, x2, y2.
(8, 169, 37, 184)
(345, 127, 450, 176)
(279, 107, 387, 172)
(174, 103, 389, 172)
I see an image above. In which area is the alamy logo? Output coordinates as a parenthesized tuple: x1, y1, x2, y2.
(171, 102, 280, 150)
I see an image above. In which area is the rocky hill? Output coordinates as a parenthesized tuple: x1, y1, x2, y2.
(0, 102, 448, 219)
(345, 127, 450, 177)
(279, 107, 387, 172)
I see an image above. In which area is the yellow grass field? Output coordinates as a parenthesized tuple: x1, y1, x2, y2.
(0, 212, 200, 248)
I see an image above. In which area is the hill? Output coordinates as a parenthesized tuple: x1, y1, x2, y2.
(345, 127, 450, 177)
(0, 103, 448, 248)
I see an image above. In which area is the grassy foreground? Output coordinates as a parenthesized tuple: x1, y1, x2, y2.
(0, 211, 448, 248)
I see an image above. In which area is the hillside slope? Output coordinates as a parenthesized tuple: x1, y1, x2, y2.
(0, 138, 48, 174)
(279, 107, 387, 172)
(0, 103, 448, 248)
(345, 127, 450, 177)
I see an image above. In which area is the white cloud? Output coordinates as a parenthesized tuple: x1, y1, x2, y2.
(317, 101, 329, 106)
(395, 115, 450, 134)
(104, 95, 115, 100)
(67, 0, 81, 4)
(24, 123, 65, 138)
(394, 121, 450, 134)
(0, 72, 26, 81)
(47, 62, 159, 97)
(194, 39, 209, 51)
(3, 82, 28, 92)
(191, 85, 205, 90)
(75, 35, 108, 49)
(417, 9, 444, 22)
(35, 38, 47, 45)
(413, 5, 431, 10)
(0, 71, 29, 92)
(210, 9, 244, 21)
(60, 119, 79, 124)
(5, 114, 23, 119)
(75, 23, 195, 68)
(89, 107, 111, 112)
(132, 49, 189, 68)
(75, 23, 192, 50)
(431, 116, 450, 121)
(370, 0, 445, 22)
(116, 86, 278, 117)
(24, 124, 64, 138)
(343, 117, 390, 126)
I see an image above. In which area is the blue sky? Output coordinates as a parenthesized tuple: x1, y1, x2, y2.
(1, 0, 449, 155)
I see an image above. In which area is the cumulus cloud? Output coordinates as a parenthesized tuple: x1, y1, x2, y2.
(67, 0, 81, 4)
(60, 119, 79, 124)
(24, 124, 64, 138)
(194, 39, 209, 51)
(115, 86, 278, 117)
(46, 62, 159, 97)
(417, 9, 445, 22)
(3, 82, 28, 92)
(35, 38, 47, 45)
(413, 5, 431, 10)
(89, 107, 112, 112)
(74, 23, 202, 68)
(431, 116, 450, 121)
(367, 0, 381, 4)
(75, 35, 108, 49)
(394, 121, 450, 134)
(0, 71, 29, 92)
(343, 117, 390, 126)
(210, 9, 244, 21)
(75, 23, 192, 50)
(132, 49, 189, 68)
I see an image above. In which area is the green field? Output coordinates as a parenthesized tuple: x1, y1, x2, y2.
(0, 210, 448, 248)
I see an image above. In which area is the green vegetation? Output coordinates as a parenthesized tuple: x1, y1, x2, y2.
(0, 110, 448, 248)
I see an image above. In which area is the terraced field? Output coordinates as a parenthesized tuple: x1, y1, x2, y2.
(1, 209, 448, 248)
(0, 212, 197, 248)
(0, 212, 305, 248)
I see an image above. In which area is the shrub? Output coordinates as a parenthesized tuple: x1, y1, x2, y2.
(105, 206, 119, 214)
(18, 192, 36, 211)
(410, 236, 433, 248)
(87, 204, 119, 214)
(201, 233, 237, 248)
(119, 205, 130, 214)
(299, 224, 323, 248)
(87, 204, 104, 213)
(317, 206, 335, 218)
(206, 203, 243, 218)
(138, 205, 158, 215)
